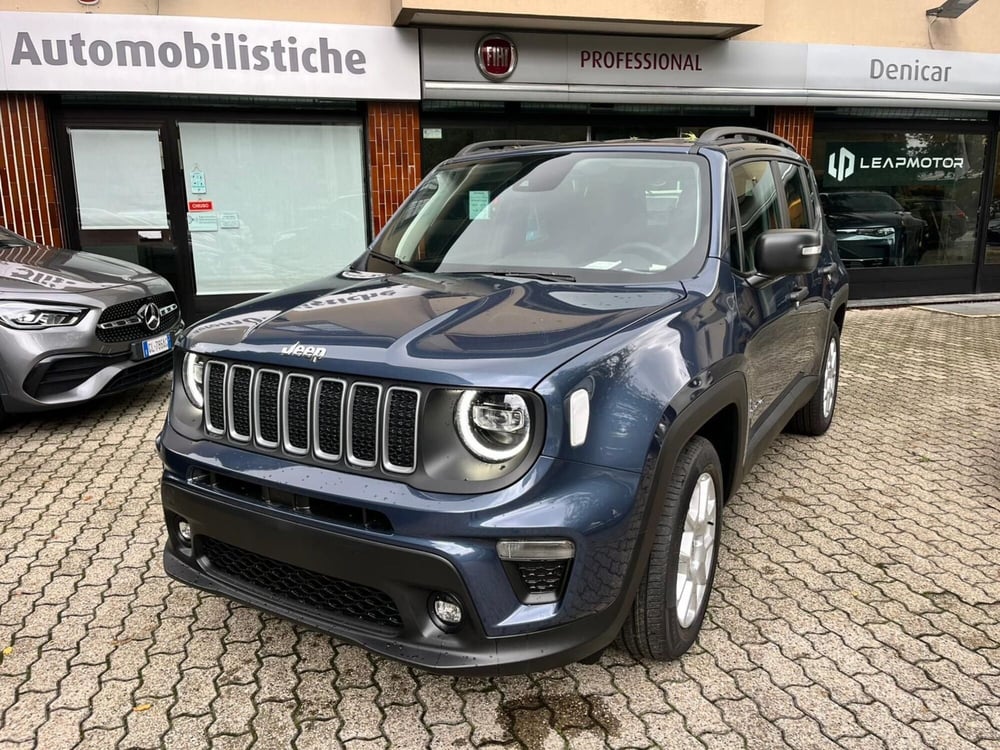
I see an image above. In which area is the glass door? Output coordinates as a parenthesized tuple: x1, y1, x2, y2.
(66, 128, 183, 298)
(56, 110, 370, 321)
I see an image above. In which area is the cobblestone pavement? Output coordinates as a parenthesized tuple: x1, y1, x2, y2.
(1, 307, 999, 749)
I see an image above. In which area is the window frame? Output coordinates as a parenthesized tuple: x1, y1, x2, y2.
(727, 155, 819, 278)
(727, 157, 783, 276)
(776, 160, 815, 230)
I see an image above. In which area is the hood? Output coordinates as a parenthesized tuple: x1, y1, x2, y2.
(0, 244, 161, 293)
(826, 211, 906, 231)
(186, 270, 686, 389)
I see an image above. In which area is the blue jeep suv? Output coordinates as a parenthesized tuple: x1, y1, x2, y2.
(158, 128, 848, 674)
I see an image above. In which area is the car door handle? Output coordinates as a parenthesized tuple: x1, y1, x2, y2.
(818, 263, 838, 276)
(789, 286, 809, 304)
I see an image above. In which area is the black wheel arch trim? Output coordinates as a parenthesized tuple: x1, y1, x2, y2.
(830, 284, 850, 333)
(600, 372, 749, 643)
(654, 371, 750, 507)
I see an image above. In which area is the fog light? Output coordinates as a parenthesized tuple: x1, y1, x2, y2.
(177, 520, 192, 545)
(497, 539, 575, 561)
(431, 594, 463, 628)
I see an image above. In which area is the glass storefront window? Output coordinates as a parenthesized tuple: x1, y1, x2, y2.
(420, 102, 761, 174)
(178, 121, 366, 296)
(813, 129, 987, 269)
(988, 145, 1000, 265)
(421, 124, 588, 175)
(70, 129, 169, 230)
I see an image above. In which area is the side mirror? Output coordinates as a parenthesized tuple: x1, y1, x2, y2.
(754, 228, 822, 277)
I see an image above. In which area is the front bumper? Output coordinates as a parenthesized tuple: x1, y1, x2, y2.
(159, 426, 647, 675)
(834, 232, 901, 267)
(0, 321, 182, 413)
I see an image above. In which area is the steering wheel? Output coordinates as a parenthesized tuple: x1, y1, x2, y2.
(608, 241, 665, 264)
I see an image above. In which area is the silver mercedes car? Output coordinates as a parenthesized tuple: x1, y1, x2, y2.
(0, 226, 182, 425)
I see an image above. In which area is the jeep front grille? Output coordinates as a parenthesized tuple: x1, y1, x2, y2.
(315, 379, 345, 460)
(202, 360, 420, 475)
(347, 384, 381, 467)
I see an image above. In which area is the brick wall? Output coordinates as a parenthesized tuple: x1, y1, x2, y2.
(367, 102, 422, 235)
(770, 107, 815, 163)
(0, 93, 62, 246)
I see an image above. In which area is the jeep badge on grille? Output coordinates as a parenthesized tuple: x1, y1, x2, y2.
(280, 341, 327, 363)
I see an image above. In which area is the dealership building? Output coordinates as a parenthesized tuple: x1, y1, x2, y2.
(1, 0, 999, 317)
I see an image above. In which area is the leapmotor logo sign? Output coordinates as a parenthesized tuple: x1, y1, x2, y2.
(0, 12, 419, 99)
(825, 143, 966, 185)
(828, 147, 856, 182)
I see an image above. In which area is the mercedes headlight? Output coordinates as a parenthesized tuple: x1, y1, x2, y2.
(0, 302, 88, 329)
(455, 390, 531, 463)
(182, 352, 206, 408)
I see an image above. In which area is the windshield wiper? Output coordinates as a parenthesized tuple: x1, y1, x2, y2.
(456, 270, 577, 283)
(366, 250, 420, 273)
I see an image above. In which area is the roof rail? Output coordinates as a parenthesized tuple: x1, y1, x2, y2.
(691, 127, 797, 153)
(454, 140, 557, 157)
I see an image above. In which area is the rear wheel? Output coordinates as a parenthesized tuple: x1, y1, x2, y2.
(787, 324, 840, 436)
(621, 436, 722, 661)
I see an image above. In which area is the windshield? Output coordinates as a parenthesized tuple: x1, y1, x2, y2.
(823, 192, 903, 213)
(367, 151, 710, 282)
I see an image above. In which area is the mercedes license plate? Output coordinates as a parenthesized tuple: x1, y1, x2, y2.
(140, 333, 173, 359)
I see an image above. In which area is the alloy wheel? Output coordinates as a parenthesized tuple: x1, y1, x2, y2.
(822, 337, 838, 420)
(676, 472, 718, 628)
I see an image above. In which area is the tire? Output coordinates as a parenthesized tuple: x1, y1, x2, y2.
(787, 324, 840, 436)
(621, 436, 723, 661)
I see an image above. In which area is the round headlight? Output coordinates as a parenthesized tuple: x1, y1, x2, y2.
(455, 390, 531, 463)
(182, 352, 206, 408)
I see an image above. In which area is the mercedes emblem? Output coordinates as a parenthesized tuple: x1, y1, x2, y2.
(138, 302, 161, 332)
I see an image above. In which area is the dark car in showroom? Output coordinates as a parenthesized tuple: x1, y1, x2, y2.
(158, 129, 848, 674)
(820, 190, 926, 267)
(0, 226, 182, 425)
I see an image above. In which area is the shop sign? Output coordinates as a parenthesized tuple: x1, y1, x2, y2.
(806, 44, 999, 96)
(578, 49, 702, 72)
(422, 29, 1000, 107)
(824, 142, 970, 187)
(476, 34, 516, 81)
(0, 11, 420, 100)
(188, 200, 214, 211)
(422, 29, 806, 100)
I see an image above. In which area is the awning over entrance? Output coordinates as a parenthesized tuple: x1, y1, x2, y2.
(392, 0, 762, 39)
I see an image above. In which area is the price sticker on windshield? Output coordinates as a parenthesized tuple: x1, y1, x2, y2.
(469, 191, 491, 220)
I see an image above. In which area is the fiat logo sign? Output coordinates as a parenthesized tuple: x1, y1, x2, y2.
(476, 34, 517, 81)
